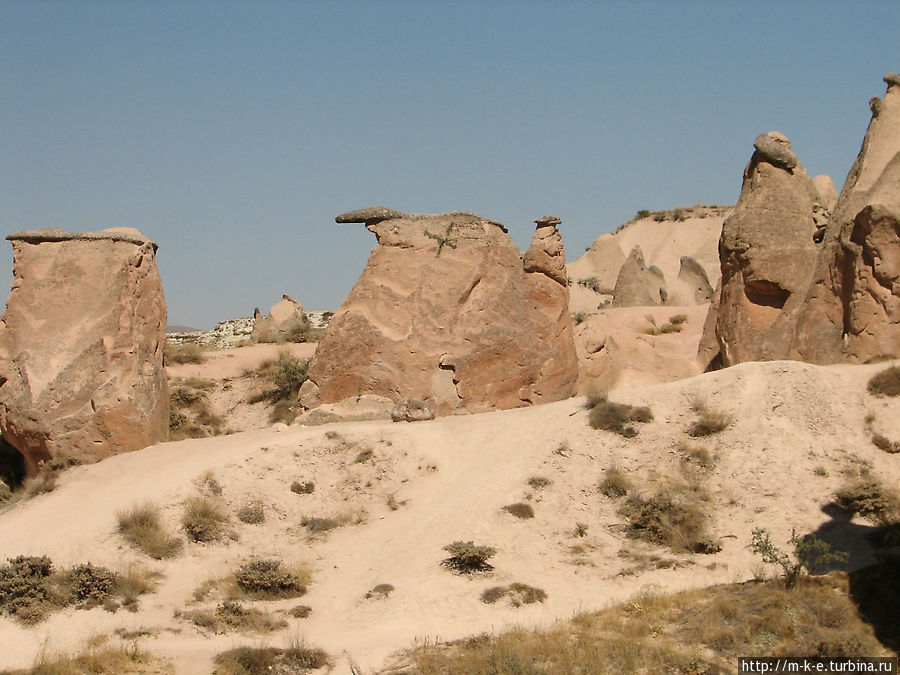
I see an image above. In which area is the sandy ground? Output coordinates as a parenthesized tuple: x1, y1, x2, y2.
(2, 356, 899, 673)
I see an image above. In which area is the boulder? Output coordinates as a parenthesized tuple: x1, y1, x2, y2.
(611, 246, 666, 307)
(792, 74, 900, 363)
(714, 132, 825, 366)
(299, 208, 578, 414)
(0, 228, 167, 475)
(391, 398, 435, 422)
(251, 295, 312, 343)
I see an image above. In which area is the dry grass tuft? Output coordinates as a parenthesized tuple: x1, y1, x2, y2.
(6, 642, 169, 674)
(232, 558, 309, 600)
(236, 502, 265, 524)
(165, 342, 206, 365)
(181, 495, 230, 543)
(834, 480, 900, 526)
(177, 599, 287, 634)
(117, 502, 183, 559)
(399, 573, 887, 673)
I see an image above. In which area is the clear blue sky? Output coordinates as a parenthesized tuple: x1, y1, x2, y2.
(3, 1, 899, 328)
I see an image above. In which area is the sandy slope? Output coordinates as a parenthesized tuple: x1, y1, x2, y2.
(1, 358, 898, 673)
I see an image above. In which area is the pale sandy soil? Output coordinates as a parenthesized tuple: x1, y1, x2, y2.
(2, 358, 899, 673)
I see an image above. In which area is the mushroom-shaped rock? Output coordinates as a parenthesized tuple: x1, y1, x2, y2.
(715, 131, 822, 366)
(300, 209, 577, 415)
(0, 228, 167, 475)
(523, 216, 567, 285)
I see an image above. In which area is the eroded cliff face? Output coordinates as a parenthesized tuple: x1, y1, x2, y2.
(0, 228, 167, 474)
(713, 132, 826, 366)
(792, 74, 900, 364)
(299, 209, 578, 415)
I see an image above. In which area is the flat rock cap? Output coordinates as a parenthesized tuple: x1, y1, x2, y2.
(335, 206, 406, 225)
(534, 215, 562, 227)
(884, 73, 900, 88)
(7, 227, 157, 249)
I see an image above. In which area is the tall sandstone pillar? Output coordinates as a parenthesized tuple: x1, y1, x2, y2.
(0, 228, 168, 475)
(792, 74, 900, 363)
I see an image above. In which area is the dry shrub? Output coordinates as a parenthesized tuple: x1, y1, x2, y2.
(213, 644, 329, 675)
(300, 511, 363, 534)
(502, 503, 534, 519)
(236, 502, 265, 524)
(402, 573, 885, 673)
(442, 541, 496, 574)
(233, 558, 309, 600)
(867, 366, 900, 397)
(181, 495, 230, 543)
(480, 583, 546, 607)
(290, 480, 315, 495)
(834, 480, 900, 526)
(365, 583, 394, 599)
(526, 476, 552, 490)
(871, 433, 900, 453)
(117, 502, 183, 559)
(688, 410, 732, 437)
(165, 342, 206, 365)
(23, 472, 58, 498)
(289, 604, 312, 618)
(599, 464, 632, 498)
(588, 398, 653, 437)
(679, 442, 716, 470)
(248, 351, 310, 404)
(178, 599, 287, 634)
(619, 479, 719, 554)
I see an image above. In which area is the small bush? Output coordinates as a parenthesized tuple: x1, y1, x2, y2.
(214, 645, 329, 674)
(62, 563, 117, 608)
(237, 502, 265, 524)
(480, 586, 507, 604)
(572, 311, 588, 325)
(871, 433, 900, 453)
(365, 583, 394, 599)
(181, 495, 230, 543)
(0, 555, 55, 623)
(636, 209, 652, 219)
(679, 442, 715, 470)
(442, 541, 496, 574)
(117, 502, 183, 559)
(750, 529, 848, 587)
(290, 480, 315, 495)
(289, 604, 312, 618)
(867, 366, 900, 397)
(669, 313, 688, 325)
(687, 410, 732, 437)
(479, 583, 546, 607)
(233, 559, 308, 600)
(23, 471, 57, 498)
(301, 516, 341, 533)
(165, 343, 206, 365)
(588, 398, 653, 437)
(179, 599, 288, 633)
(599, 465, 632, 498)
(578, 277, 604, 294)
(503, 503, 535, 519)
(527, 476, 552, 490)
(619, 483, 720, 554)
(266, 352, 310, 400)
(834, 481, 900, 526)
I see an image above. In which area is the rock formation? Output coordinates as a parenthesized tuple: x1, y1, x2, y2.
(711, 132, 826, 366)
(813, 174, 839, 210)
(669, 256, 714, 305)
(792, 74, 900, 363)
(611, 246, 666, 307)
(0, 228, 167, 475)
(390, 398, 435, 423)
(251, 294, 311, 343)
(299, 209, 578, 414)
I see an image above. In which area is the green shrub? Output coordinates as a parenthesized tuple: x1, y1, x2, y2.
(442, 541, 496, 574)
(62, 563, 117, 608)
(867, 366, 900, 397)
(233, 559, 307, 600)
(636, 209, 652, 219)
(749, 528, 848, 587)
(181, 495, 230, 543)
(0, 555, 54, 623)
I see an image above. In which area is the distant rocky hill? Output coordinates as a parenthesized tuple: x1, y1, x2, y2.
(566, 205, 731, 314)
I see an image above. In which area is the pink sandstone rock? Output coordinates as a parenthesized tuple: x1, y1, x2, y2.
(299, 209, 578, 414)
(792, 74, 900, 363)
(0, 228, 167, 475)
